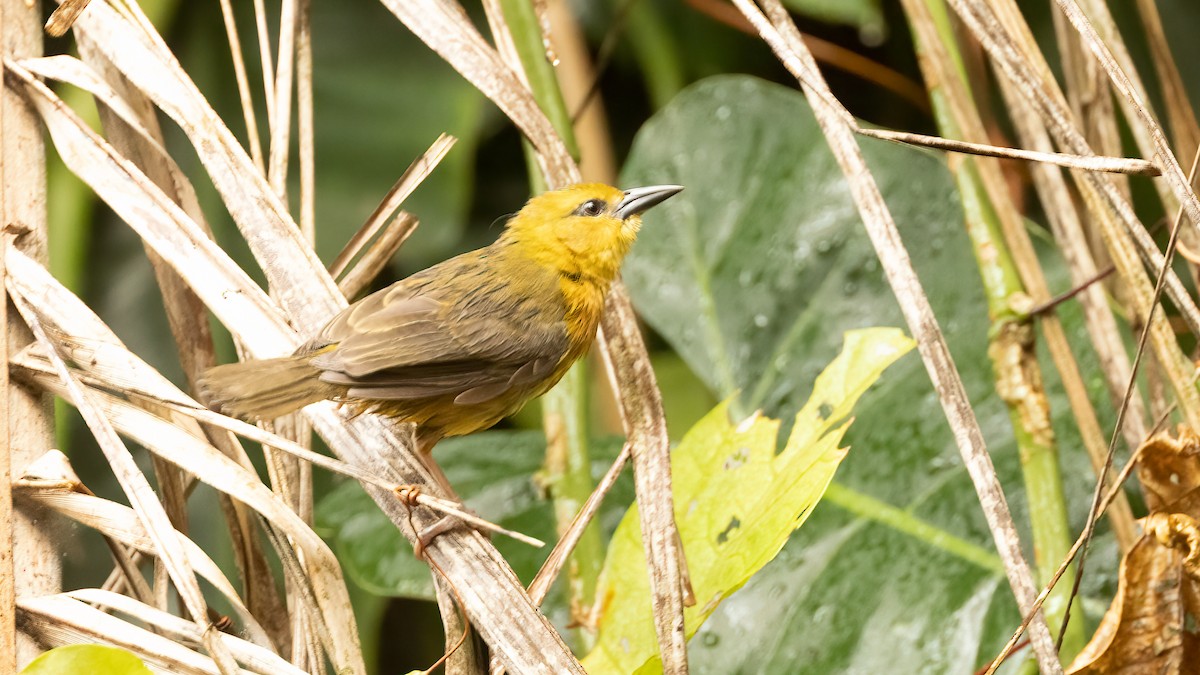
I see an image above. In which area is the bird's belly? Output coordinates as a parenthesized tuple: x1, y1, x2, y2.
(362, 376, 557, 438)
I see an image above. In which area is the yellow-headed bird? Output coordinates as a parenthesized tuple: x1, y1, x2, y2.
(200, 183, 681, 494)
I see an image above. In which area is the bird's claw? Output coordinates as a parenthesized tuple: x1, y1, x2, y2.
(413, 515, 464, 560)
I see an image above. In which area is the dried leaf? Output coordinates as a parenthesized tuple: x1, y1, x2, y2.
(1066, 536, 1196, 674)
(1138, 428, 1200, 511)
(1069, 430, 1200, 673)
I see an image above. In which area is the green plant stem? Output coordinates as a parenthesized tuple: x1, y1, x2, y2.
(540, 363, 604, 649)
(625, 0, 685, 110)
(499, 0, 605, 642)
(499, 0, 580, 161)
(909, 0, 1086, 660)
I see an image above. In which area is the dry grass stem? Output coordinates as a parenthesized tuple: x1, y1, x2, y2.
(297, 0, 315, 240)
(11, 293, 244, 674)
(732, 0, 1064, 671)
(267, 0, 296, 197)
(252, 0, 277, 132)
(18, 595, 254, 675)
(329, 133, 455, 278)
(337, 212, 419, 300)
(218, 0, 266, 172)
(43, 0, 90, 38)
(2, 1, 60, 667)
(71, 589, 303, 674)
(17, 482, 273, 649)
(857, 127, 1159, 175)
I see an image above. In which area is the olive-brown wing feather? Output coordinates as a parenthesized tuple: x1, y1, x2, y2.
(305, 264, 568, 404)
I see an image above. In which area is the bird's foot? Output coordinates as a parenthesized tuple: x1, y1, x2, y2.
(413, 512, 493, 560)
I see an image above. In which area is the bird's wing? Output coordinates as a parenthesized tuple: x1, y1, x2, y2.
(304, 262, 569, 404)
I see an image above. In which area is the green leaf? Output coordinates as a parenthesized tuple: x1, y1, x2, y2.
(21, 645, 152, 675)
(583, 328, 914, 674)
(620, 75, 1110, 672)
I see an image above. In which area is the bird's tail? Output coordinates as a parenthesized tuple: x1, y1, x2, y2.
(198, 354, 340, 421)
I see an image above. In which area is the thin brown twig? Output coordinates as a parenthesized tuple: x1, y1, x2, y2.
(337, 212, 419, 300)
(528, 444, 631, 606)
(268, 0, 297, 197)
(974, 638, 1029, 675)
(297, 0, 315, 242)
(218, 0, 266, 173)
(1027, 265, 1114, 317)
(857, 127, 1159, 176)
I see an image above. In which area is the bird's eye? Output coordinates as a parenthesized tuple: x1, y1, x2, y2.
(574, 199, 607, 217)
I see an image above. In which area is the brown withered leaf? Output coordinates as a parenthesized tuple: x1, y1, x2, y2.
(1138, 427, 1200, 511)
(1066, 535, 1190, 674)
(1068, 429, 1200, 674)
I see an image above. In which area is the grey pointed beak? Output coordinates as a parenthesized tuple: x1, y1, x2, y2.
(614, 184, 684, 220)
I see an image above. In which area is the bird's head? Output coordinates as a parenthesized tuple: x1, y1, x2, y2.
(502, 182, 683, 284)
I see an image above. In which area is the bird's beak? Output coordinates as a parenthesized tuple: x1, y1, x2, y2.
(614, 184, 684, 220)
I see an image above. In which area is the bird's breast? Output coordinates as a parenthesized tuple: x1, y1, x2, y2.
(557, 274, 607, 352)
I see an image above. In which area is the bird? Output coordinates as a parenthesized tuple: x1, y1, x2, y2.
(200, 182, 682, 505)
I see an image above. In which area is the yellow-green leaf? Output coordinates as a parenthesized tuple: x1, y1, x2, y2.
(21, 645, 152, 675)
(582, 327, 914, 674)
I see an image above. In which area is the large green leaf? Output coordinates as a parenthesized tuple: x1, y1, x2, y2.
(583, 328, 914, 674)
(621, 75, 1107, 672)
(21, 645, 151, 675)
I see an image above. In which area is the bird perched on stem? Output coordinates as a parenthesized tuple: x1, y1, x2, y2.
(200, 182, 681, 503)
